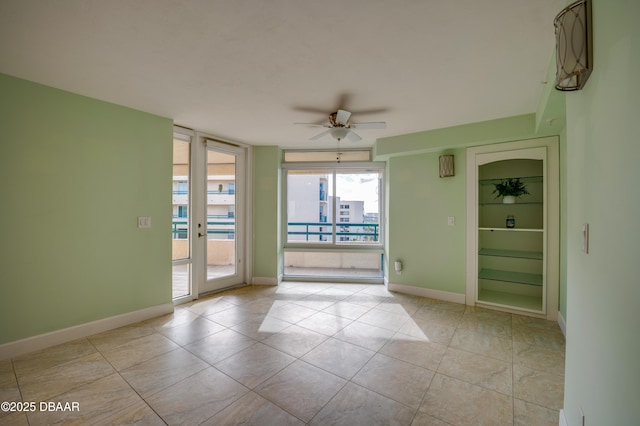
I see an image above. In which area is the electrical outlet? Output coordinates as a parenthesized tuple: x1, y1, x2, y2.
(448, 216, 455, 226)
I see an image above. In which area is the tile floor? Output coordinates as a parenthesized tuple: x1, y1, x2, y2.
(0, 282, 565, 425)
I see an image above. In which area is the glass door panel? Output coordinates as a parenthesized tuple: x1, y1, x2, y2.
(200, 141, 245, 294)
(172, 135, 191, 299)
(207, 150, 236, 280)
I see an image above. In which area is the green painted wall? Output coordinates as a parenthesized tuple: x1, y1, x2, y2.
(252, 146, 281, 280)
(387, 150, 466, 292)
(0, 74, 173, 345)
(563, 1, 640, 424)
(377, 113, 566, 306)
(375, 113, 564, 159)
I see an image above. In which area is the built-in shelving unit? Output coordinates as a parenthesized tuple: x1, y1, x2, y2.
(466, 138, 559, 320)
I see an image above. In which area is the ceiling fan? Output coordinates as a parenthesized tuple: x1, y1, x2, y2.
(295, 109, 386, 142)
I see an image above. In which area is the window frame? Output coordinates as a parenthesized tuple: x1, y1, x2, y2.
(282, 160, 385, 251)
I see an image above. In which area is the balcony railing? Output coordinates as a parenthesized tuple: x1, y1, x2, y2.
(287, 222, 379, 242)
(172, 219, 235, 239)
(172, 220, 379, 242)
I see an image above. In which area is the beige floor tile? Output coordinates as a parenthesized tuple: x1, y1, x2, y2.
(255, 360, 346, 422)
(187, 297, 237, 316)
(343, 293, 386, 308)
(437, 347, 512, 395)
(87, 323, 156, 352)
(302, 337, 375, 379)
(412, 306, 464, 328)
(266, 302, 318, 323)
(375, 299, 422, 316)
(100, 400, 166, 425)
(514, 398, 560, 426)
(3, 283, 567, 426)
(450, 328, 513, 362)
(142, 307, 199, 331)
(160, 316, 226, 346)
(353, 353, 434, 409)
(0, 412, 29, 425)
(411, 411, 453, 425)
(421, 374, 513, 426)
(315, 287, 355, 300)
(322, 301, 371, 320)
(240, 297, 283, 315)
(380, 333, 446, 371)
(25, 373, 141, 426)
(333, 321, 395, 351)
(261, 324, 328, 357)
(297, 311, 353, 336)
(12, 339, 97, 377)
(311, 382, 415, 426)
(119, 348, 209, 398)
(214, 342, 296, 388)
(512, 324, 566, 351)
(231, 315, 291, 340)
(513, 365, 564, 410)
(184, 328, 256, 365)
(146, 366, 248, 425)
(513, 340, 565, 375)
(203, 306, 264, 328)
(421, 300, 467, 313)
(512, 314, 560, 330)
(17, 352, 115, 402)
(458, 308, 512, 339)
(397, 316, 456, 346)
(290, 295, 337, 311)
(202, 391, 305, 426)
(101, 333, 179, 371)
(0, 362, 21, 423)
(357, 308, 412, 332)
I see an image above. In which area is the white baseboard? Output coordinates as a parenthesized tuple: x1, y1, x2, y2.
(0, 302, 174, 361)
(251, 276, 278, 285)
(559, 409, 568, 426)
(387, 282, 466, 305)
(557, 310, 567, 337)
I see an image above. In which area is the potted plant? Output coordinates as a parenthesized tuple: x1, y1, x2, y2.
(492, 178, 530, 204)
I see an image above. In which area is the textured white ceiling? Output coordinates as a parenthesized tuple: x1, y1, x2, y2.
(0, 0, 563, 148)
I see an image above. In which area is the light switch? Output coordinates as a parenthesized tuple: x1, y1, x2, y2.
(138, 216, 151, 228)
(448, 216, 455, 226)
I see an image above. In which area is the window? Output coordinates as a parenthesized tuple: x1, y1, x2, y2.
(284, 163, 383, 246)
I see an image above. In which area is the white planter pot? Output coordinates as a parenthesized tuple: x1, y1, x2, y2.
(502, 195, 516, 204)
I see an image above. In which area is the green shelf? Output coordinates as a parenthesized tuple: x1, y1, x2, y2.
(477, 290, 543, 312)
(479, 248, 543, 260)
(479, 201, 542, 206)
(478, 268, 543, 286)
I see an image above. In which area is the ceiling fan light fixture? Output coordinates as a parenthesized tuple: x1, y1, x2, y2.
(330, 128, 350, 141)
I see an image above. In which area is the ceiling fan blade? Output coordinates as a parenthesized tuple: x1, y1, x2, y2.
(335, 109, 352, 125)
(294, 122, 329, 128)
(345, 130, 362, 142)
(309, 129, 331, 141)
(350, 122, 387, 130)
